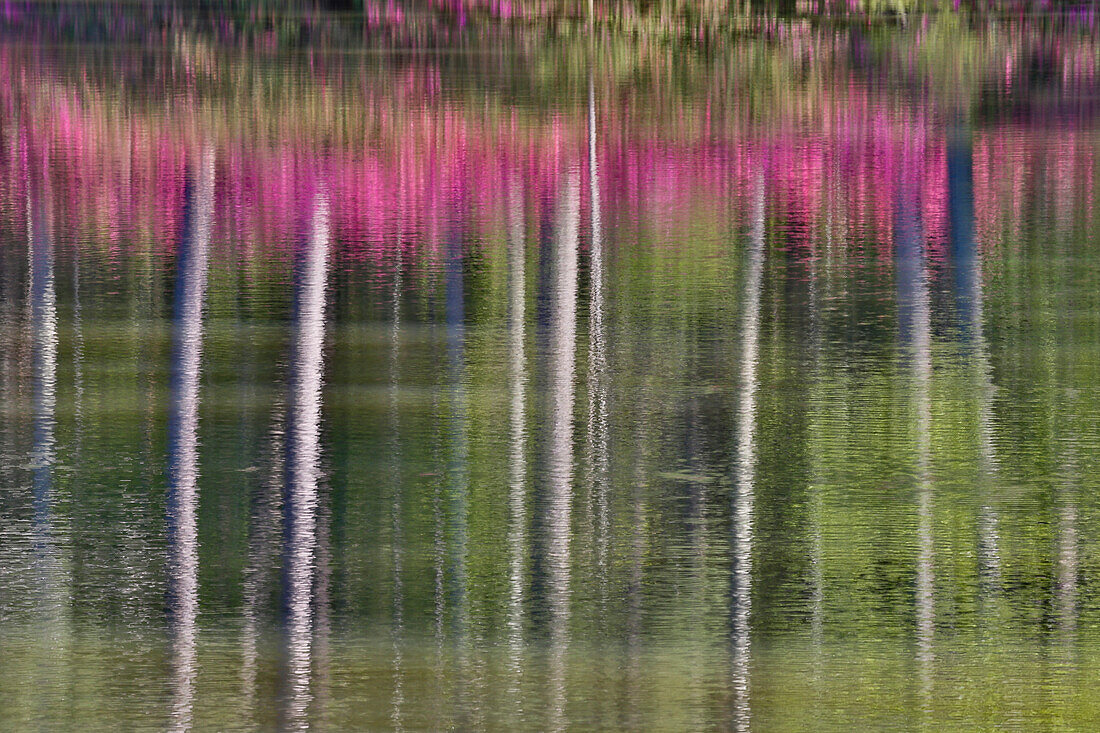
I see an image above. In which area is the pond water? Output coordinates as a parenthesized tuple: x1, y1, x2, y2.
(3, 16, 1100, 731)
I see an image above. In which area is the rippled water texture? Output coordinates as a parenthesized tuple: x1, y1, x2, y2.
(3, 15, 1100, 731)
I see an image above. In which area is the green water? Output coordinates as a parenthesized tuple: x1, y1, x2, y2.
(3, 15, 1100, 731)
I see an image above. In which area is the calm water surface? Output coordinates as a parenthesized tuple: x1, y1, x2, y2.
(3, 18, 1100, 730)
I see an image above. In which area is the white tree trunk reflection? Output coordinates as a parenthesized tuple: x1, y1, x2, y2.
(29, 150, 58, 591)
(896, 144, 933, 713)
(731, 171, 764, 733)
(506, 179, 528, 709)
(165, 147, 214, 733)
(280, 189, 329, 732)
(27, 147, 69, 713)
(587, 77, 611, 596)
(547, 169, 580, 732)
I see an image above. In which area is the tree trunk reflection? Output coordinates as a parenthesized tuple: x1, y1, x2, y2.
(165, 147, 214, 733)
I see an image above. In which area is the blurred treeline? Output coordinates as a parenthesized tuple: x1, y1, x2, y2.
(3, 0, 1098, 42)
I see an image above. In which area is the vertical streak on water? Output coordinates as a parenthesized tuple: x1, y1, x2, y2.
(548, 169, 580, 733)
(280, 189, 329, 732)
(242, 403, 284, 726)
(28, 144, 65, 695)
(624, 441, 646, 732)
(1056, 457, 1078, 652)
(809, 142, 844, 681)
(808, 189, 825, 663)
(239, 194, 267, 723)
(29, 145, 56, 571)
(506, 179, 528, 713)
(240, 153, 285, 727)
(948, 125, 1000, 602)
(68, 204, 85, 693)
(70, 203, 84, 466)
(431, 362, 447, 729)
(421, 174, 447, 727)
(313, 414, 333, 724)
(587, 78, 610, 603)
(1054, 261, 1078, 659)
(686, 264, 707, 726)
(389, 237, 405, 732)
(444, 191, 469, 726)
(165, 147, 214, 733)
(1055, 483, 1078, 675)
(731, 170, 764, 733)
(896, 141, 933, 716)
(686, 392, 707, 727)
